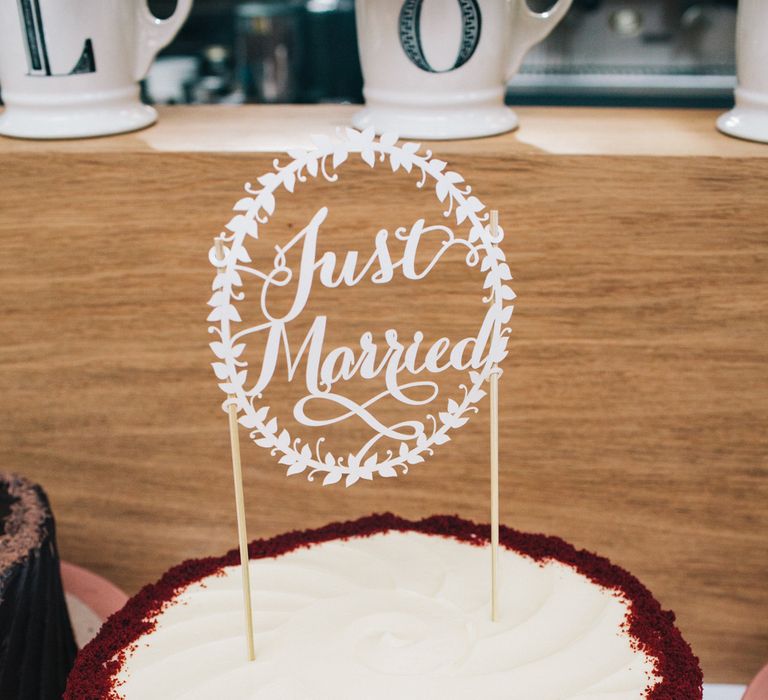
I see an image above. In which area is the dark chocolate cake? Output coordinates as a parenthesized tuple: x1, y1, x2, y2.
(0, 473, 77, 699)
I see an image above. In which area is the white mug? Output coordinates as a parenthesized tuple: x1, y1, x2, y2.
(0, 0, 192, 139)
(353, 0, 572, 139)
(717, 0, 768, 144)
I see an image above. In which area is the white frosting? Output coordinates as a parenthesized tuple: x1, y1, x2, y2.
(116, 532, 657, 699)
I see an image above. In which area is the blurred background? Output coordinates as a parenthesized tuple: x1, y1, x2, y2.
(139, 0, 737, 109)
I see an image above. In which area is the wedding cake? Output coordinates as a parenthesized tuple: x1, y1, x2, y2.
(65, 514, 701, 699)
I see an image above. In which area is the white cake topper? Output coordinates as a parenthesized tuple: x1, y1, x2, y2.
(207, 128, 514, 487)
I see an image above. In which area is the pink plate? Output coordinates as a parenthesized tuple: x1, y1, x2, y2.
(61, 561, 128, 620)
(743, 661, 768, 700)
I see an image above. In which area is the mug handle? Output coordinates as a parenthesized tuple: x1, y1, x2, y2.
(506, 0, 573, 81)
(133, 0, 194, 81)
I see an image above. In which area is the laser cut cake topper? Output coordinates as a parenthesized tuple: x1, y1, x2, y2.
(207, 128, 514, 488)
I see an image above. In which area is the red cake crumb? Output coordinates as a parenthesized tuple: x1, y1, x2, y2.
(64, 514, 703, 700)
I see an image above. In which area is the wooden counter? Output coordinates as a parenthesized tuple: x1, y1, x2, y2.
(0, 106, 766, 683)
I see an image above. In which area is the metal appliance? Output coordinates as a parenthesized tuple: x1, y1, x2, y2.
(512, 0, 737, 106)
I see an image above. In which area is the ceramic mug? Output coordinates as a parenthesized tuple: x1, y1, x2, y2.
(717, 0, 768, 144)
(0, 0, 192, 139)
(353, 0, 572, 139)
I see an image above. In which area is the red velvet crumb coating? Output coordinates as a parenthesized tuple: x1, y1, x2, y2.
(65, 514, 702, 699)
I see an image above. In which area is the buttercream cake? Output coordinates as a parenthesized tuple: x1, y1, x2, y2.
(65, 514, 702, 699)
(0, 473, 77, 699)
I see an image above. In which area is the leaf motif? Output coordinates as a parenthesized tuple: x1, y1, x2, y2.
(287, 461, 308, 476)
(333, 149, 348, 169)
(432, 432, 451, 445)
(236, 247, 252, 263)
(231, 343, 246, 357)
(323, 470, 343, 486)
(224, 305, 242, 322)
(207, 290, 227, 308)
(257, 172, 280, 188)
(429, 159, 447, 174)
(490, 246, 505, 261)
(379, 132, 398, 148)
(226, 215, 257, 237)
(212, 362, 229, 380)
(361, 149, 375, 167)
(238, 412, 261, 429)
(456, 195, 483, 225)
(468, 387, 487, 403)
(232, 197, 254, 212)
(443, 171, 464, 185)
(469, 222, 485, 243)
(345, 471, 361, 487)
(206, 306, 224, 322)
(276, 429, 290, 450)
(378, 464, 398, 477)
(265, 417, 278, 434)
(501, 286, 516, 300)
(210, 342, 226, 358)
(259, 190, 276, 216)
(306, 158, 319, 177)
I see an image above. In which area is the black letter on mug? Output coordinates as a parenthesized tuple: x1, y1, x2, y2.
(18, 0, 96, 76)
(399, 0, 481, 73)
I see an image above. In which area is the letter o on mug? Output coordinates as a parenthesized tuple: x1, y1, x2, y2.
(0, 0, 192, 139)
(353, 0, 572, 140)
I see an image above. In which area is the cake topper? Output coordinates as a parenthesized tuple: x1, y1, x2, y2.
(207, 128, 514, 657)
(207, 128, 514, 487)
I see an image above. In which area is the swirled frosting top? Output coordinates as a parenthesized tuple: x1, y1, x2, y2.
(65, 515, 703, 700)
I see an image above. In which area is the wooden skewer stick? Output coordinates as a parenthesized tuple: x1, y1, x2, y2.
(489, 210, 501, 623)
(215, 237, 256, 662)
(489, 370, 500, 622)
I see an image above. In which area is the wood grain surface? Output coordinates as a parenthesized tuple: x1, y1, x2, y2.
(0, 106, 766, 684)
